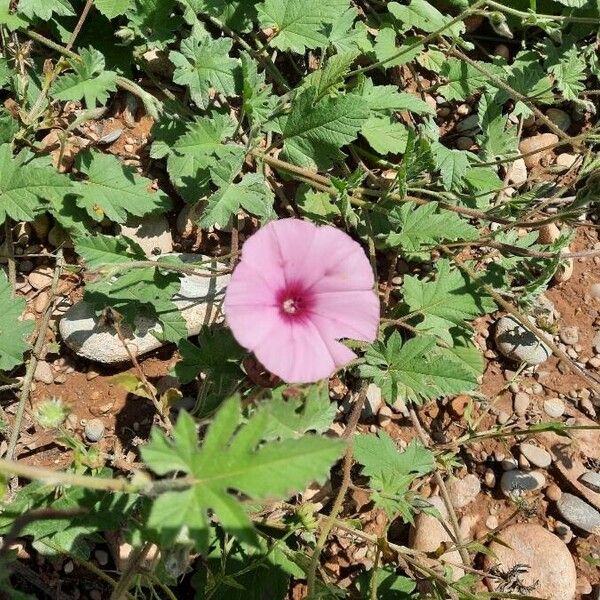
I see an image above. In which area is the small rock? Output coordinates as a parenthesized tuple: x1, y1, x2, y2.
(34, 291, 49, 314)
(486, 515, 499, 530)
(579, 471, 600, 494)
(63, 560, 74, 574)
(28, 267, 53, 290)
(556, 493, 600, 535)
(519, 133, 559, 169)
(116, 215, 173, 258)
(544, 398, 565, 418)
(94, 550, 109, 566)
(377, 405, 393, 427)
(580, 397, 596, 418)
(450, 395, 470, 417)
(555, 256, 574, 283)
(483, 523, 576, 600)
(505, 158, 528, 187)
(500, 469, 545, 497)
(86, 370, 100, 381)
(546, 108, 571, 132)
(447, 474, 481, 509)
(34, 361, 54, 385)
(501, 456, 518, 471)
(495, 315, 551, 366)
(513, 392, 530, 416)
(60, 254, 229, 364)
(409, 496, 464, 581)
(456, 114, 479, 133)
(493, 44, 510, 60)
(455, 136, 473, 150)
(591, 282, 600, 299)
(84, 419, 105, 443)
(559, 326, 579, 346)
(363, 383, 383, 419)
(546, 484, 562, 502)
(555, 521, 573, 544)
(484, 469, 496, 489)
(556, 153, 578, 169)
(519, 443, 551, 468)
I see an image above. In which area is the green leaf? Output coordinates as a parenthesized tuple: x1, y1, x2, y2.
(384, 202, 478, 253)
(74, 150, 171, 223)
(354, 434, 433, 519)
(302, 50, 359, 101)
(95, 0, 132, 17)
(403, 259, 495, 343)
(126, 0, 181, 47)
(141, 397, 344, 550)
(430, 142, 470, 191)
(361, 115, 409, 155)
(0, 145, 73, 225)
(476, 93, 518, 160)
(17, 0, 74, 20)
(359, 332, 479, 405)
(389, 0, 464, 36)
(0, 271, 34, 371)
(373, 28, 420, 68)
(257, 0, 351, 53)
(546, 45, 587, 101)
(52, 48, 117, 108)
(0, 0, 27, 29)
(240, 53, 277, 125)
(280, 88, 369, 169)
(296, 185, 340, 223)
(177, 0, 257, 31)
(170, 28, 239, 109)
(358, 78, 434, 115)
(261, 384, 337, 441)
(74, 234, 144, 269)
(199, 153, 274, 228)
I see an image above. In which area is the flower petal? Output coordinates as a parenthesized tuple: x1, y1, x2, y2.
(223, 262, 277, 308)
(309, 290, 380, 342)
(224, 303, 281, 351)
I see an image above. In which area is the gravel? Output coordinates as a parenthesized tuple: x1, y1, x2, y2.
(559, 325, 579, 346)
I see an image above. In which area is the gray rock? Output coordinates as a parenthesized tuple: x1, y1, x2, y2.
(494, 315, 551, 365)
(544, 398, 565, 418)
(447, 474, 481, 508)
(556, 493, 600, 534)
(84, 419, 105, 442)
(456, 114, 479, 134)
(34, 361, 54, 385)
(578, 471, 600, 494)
(483, 524, 576, 600)
(559, 325, 579, 346)
(116, 215, 173, 258)
(500, 469, 545, 497)
(505, 158, 527, 187)
(513, 392, 530, 416)
(59, 254, 229, 364)
(546, 108, 571, 132)
(519, 443, 551, 468)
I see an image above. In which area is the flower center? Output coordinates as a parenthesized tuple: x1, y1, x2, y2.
(282, 298, 300, 314)
(276, 283, 313, 321)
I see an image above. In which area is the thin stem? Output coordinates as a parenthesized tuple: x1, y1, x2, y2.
(111, 542, 154, 600)
(485, 0, 600, 23)
(66, 0, 94, 51)
(4, 219, 16, 291)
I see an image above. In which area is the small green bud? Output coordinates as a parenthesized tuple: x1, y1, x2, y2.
(34, 397, 70, 429)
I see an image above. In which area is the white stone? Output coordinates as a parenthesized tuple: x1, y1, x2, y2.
(556, 153, 578, 169)
(519, 443, 552, 468)
(556, 493, 600, 535)
(500, 469, 545, 497)
(495, 315, 551, 366)
(59, 254, 229, 364)
(484, 524, 576, 600)
(447, 474, 481, 509)
(116, 215, 173, 258)
(34, 361, 54, 384)
(505, 158, 528, 187)
(544, 398, 565, 418)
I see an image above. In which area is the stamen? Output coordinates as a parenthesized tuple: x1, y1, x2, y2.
(282, 298, 299, 314)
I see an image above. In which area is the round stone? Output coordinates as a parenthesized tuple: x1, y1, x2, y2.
(28, 267, 54, 290)
(513, 392, 530, 416)
(545, 484, 562, 502)
(84, 419, 105, 443)
(544, 398, 565, 418)
(559, 326, 579, 346)
(556, 493, 600, 535)
(447, 474, 481, 509)
(546, 108, 571, 132)
(519, 133, 559, 169)
(484, 523, 576, 600)
(495, 316, 551, 366)
(591, 283, 600, 299)
(500, 469, 545, 497)
(519, 443, 552, 469)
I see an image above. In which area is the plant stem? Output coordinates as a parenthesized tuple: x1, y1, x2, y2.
(111, 542, 155, 600)
(66, 0, 94, 51)
(485, 0, 600, 23)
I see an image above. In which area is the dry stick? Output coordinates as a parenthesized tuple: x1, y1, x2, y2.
(66, 0, 94, 51)
(3, 219, 16, 291)
(441, 246, 600, 396)
(6, 250, 64, 461)
(110, 541, 154, 600)
(305, 383, 368, 596)
(408, 408, 470, 567)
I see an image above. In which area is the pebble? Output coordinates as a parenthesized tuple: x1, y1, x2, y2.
(555, 521, 573, 544)
(544, 398, 565, 418)
(485, 515, 498, 530)
(580, 397, 596, 417)
(63, 560, 74, 574)
(60, 253, 229, 364)
(377, 405, 393, 427)
(94, 549, 109, 566)
(532, 383, 543, 394)
(84, 419, 105, 443)
(519, 443, 551, 468)
(556, 493, 600, 535)
(33, 361, 54, 384)
(28, 267, 54, 290)
(497, 410, 510, 425)
(590, 282, 600, 299)
(493, 44, 510, 60)
(546, 484, 562, 502)
(115, 215, 173, 258)
(579, 471, 600, 494)
(456, 114, 479, 133)
(546, 108, 571, 132)
(519, 133, 559, 169)
(513, 392, 530, 416)
(559, 325, 579, 346)
(455, 136, 473, 150)
(409, 496, 464, 581)
(363, 383, 383, 419)
(483, 523, 576, 600)
(34, 291, 49, 314)
(447, 474, 481, 509)
(505, 158, 528, 187)
(501, 456, 518, 471)
(500, 469, 545, 497)
(484, 469, 496, 489)
(556, 153, 578, 169)
(494, 315, 551, 365)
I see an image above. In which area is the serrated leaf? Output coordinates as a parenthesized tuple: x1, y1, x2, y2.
(261, 384, 337, 441)
(126, 0, 181, 47)
(74, 234, 144, 269)
(389, 0, 464, 36)
(257, 0, 350, 54)
(361, 115, 409, 155)
(0, 145, 73, 225)
(385, 202, 478, 253)
(373, 28, 420, 68)
(280, 88, 369, 169)
(74, 150, 170, 223)
(476, 93, 518, 160)
(52, 48, 117, 108)
(302, 50, 358, 101)
(177, 0, 257, 31)
(358, 78, 434, 115)
(359, 332, 479, 405)
(430, 142, 470, 191)
(170, 28, 239, 109)
(403, 259, 495, 343)
(141, 397, 344, 550)
(240, 53, 277, 125)
(17, 0, 74, 20)
(0, 0, 27, 29)
(0, 271, 34, 371)
(95, 0, 132, 17)
(296, 185, 340, 223)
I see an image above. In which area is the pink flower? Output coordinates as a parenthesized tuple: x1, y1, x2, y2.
(224, 218, 380, 383)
